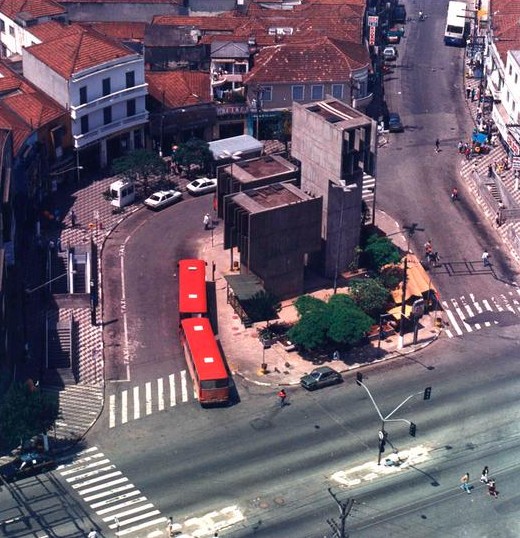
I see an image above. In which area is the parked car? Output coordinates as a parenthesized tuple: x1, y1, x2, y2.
(0, 453, 56, 483)
(186, 177, 217, 196)
(143, 189, 182, 210)
(383, 46, 398, 61)
(388, 113, 404, 133)
(300, 366, 343, 391)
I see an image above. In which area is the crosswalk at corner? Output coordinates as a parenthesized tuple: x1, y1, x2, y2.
(441, 290, 520, 338)
(109, 372, 196, 429)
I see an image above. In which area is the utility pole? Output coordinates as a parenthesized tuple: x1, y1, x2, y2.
(326, 488, 354, 538)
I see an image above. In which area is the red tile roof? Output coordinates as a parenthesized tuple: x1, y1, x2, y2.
(25, 23, 136, 78)
(27, 20, 65, 41)
(152, 13, 244, 30)
(0, 0, 65, 19)
(59, 0, 180, 3)
(244, 36, 370, 84)
(146, 70, 211, 107)
(489, 1, 520, 64)
(88, 21, 147, 41)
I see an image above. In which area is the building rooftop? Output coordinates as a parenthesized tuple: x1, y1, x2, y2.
(303, 98, 372, 129)
(223, 154, 297, 184)
(209, 134, 263, 160)
(234, 182, 312, 211)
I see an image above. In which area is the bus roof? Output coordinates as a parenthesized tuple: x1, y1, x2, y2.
(178, 259, 207, 315)
(180, 318, 228, 381)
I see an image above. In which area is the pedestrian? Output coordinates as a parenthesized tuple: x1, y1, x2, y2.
(203, 213, 211, 230)
(487, 479, 498, 498)
(488, 164, 493, 178)
(435, 138, 440, 153)
(87, 529, 98, 538)
(471, 88, 476, 101)
(424, 239, 433, 255)
(166, 516, 175, 537)
(278, 388, 287, 408)
(460, 472, 471, 494)
(480, 466, 489, 483)
(70, 210, 76, 228)
(457, 140, 463, 153)
(466, 85, 471, 99)
(482, 249, 490, 267)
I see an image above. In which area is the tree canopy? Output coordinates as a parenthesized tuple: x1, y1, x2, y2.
(111, 149, 168, 195)
(363, 234, 401, 271)
(173, 138, 214, 179)
(288, 293, 373, 351)
(0, 382, 59, 449)
(242, 290, 281, 324)
(349, 278, 391, 319)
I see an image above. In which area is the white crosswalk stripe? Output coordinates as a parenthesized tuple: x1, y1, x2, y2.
(442, 291, 520, 338)
(109, 371, 194, 429)
(57, 447, 167, 537)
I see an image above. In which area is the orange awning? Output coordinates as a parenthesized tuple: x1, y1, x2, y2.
(391, 254, 438, 304)
(388, 304, 413, 320)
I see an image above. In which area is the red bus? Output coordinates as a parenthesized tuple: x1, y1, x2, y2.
(179, 317, 230, 405)
(178, 259, 207, 320)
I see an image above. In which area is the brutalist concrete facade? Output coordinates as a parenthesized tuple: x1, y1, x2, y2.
(291, 99, 377, 278)
(223, 183, 322, 299)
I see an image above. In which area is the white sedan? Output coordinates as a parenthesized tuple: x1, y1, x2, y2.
(186, 177, 217, 196)
(144, 189, 182, 210)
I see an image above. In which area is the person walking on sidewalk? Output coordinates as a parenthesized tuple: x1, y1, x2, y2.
(482, 249, 490, 267)
(466, 85, 471, 99)
(435, 138, 440, 153)
(460, 472, 471, 494)
(203, 213, 211, 230)
(278, 389, 287, 408)
(480, 466, 489, 483)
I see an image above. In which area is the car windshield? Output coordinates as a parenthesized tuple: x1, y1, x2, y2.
(150, 194, 161, 201)
(311, 372, 321, 379)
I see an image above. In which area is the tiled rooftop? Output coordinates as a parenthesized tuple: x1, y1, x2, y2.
(88, 21, 148, 41)
(146, 70, 211, 107)
(0, 0, 65, 19)
(25, 23, 136, 78)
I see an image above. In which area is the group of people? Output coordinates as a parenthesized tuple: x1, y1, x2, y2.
(460, 467, 499, 497)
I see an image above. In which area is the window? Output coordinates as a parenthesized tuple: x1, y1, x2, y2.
(0, 20, 5, 33)
(102, 77, 111, 96)
(292, 85, 304, 101)
(9, 25, 14, 36)
(332, 84, 343, 99)
(262, 86, 272, 102)
(126, 99, 136, 117)
(509, 65, 512, 76)
(80, 115, 89, 134)
(126, 71, 135, 88)
(79, 86, 87, 105)
(516, 73, 518, 84)
(103, 106, 112, 125)
(311, 85, 324, 100)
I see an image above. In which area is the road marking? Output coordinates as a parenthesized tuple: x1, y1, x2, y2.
(96, 495, 147, 514)
(443, 303, 463, 335)
(157, 377, 164, 411)
(452, 299, 472, 332)
(169, 373, 176, 407)
(133, 386, 140, 420)
(145, 382, 152, 415)
(109, 395, 116, 429)
(181, 370, 188, 402)
(121, 390, 128, 424)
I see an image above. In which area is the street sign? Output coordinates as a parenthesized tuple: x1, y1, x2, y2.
(378, 430, 385, 440)
(367, 15, 379, 27)
(412, 298, 425, 317)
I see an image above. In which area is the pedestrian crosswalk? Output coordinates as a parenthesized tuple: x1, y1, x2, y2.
(58, 446, 167, 536)
(109, 371, 196, 429)
(441, 290, 520, 338)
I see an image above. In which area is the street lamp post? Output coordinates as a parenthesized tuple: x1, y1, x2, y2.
(25, 271, 75, 295)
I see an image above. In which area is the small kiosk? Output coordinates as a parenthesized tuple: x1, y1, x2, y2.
(110, 180, 135, 208)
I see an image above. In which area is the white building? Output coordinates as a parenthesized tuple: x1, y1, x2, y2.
(22, 23, 148, 168)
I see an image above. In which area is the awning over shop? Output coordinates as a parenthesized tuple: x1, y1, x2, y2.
(390, 254, 438, 304)
(388, 304, 413, 320)
(472, 132, 487, 144)
(224, 273, 264, 300)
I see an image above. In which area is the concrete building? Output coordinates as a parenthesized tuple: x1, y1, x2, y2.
(216, 153, 298, 218)
(291, 99, 377, 279)
(223, 182, 322, 299)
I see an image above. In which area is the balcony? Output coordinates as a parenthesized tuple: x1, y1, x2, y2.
(211, 73, 244, 86)
(73, 111, 148, 149)
(70, 83, 148, 120)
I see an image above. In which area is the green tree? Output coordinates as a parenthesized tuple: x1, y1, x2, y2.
(111, 149, 168, 195)
(288, 295, 330, 350)
(242, 290, 281, 324)
(327, 294, 373, 346)
(0, 383, 59, 449)
(174, 138, 213, 180)
(363, 234, 401, 271)
(379, 264, 404, 290)
(349, 278, 391, 318)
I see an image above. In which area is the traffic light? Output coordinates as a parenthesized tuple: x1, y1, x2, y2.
(409, 422, 416, 437)
(356, 372, 363, 386)
(423, 387, 432, 400)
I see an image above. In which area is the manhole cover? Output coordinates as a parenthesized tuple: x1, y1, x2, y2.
(250, 418, 272, 430)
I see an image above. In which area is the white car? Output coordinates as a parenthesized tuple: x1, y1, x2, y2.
(186, 177, 217, 196)
(383, 46, 398, 61)
(144, 189, 182, 210)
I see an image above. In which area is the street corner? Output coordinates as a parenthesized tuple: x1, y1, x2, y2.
(329, 445, 433, 488)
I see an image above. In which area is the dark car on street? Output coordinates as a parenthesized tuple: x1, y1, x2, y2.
(388, 113, 404, 132)
(0, 452, 56, 483)
(300, 366, 343, 391)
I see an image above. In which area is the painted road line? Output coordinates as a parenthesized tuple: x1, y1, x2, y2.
(133, 386, 140, 420)
(109, 394, 116, 429)
(157, 377, 164, 412)
(169, 373, 176, 407)
(121, 390, 128, 424)
(145, 382, 152, 415)
(181, 370, 188, 402)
